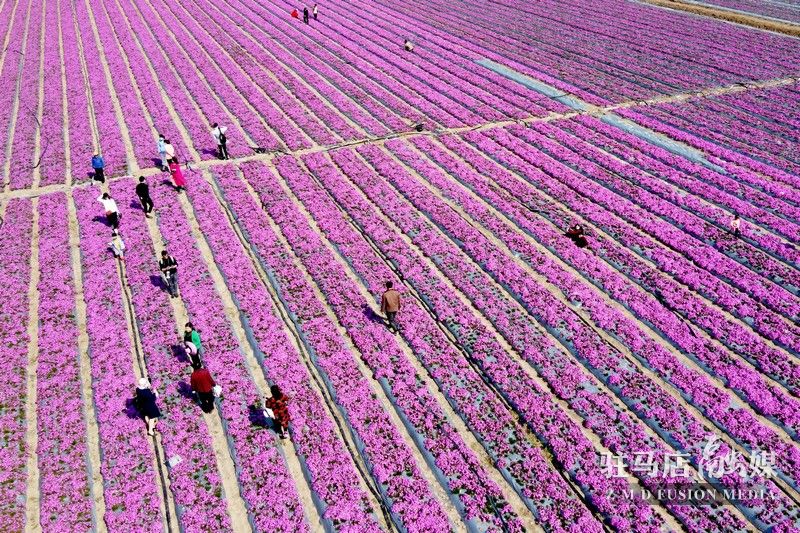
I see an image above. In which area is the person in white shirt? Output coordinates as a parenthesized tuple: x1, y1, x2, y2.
(98, 192, 120, 229)
(157, 134, 168, 171)
(313, 3, 318, 19)
(731, 214, 742, 238)
(211, 123, 229, 160)
(109, 230, 126, 260)
(164, 139, 176, 165)
(404, 39, 414, 52)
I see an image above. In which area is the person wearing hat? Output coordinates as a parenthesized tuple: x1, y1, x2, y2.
(134, 378, 161, 436)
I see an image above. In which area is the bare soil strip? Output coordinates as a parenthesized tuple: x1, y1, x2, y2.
(23, 199, 40, 533)
(640, 0, 800, 36)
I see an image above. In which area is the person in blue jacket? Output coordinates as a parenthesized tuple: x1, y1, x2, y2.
(92, 153, 105, 183)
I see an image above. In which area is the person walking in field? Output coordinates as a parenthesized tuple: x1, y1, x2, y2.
(135, 378, 161, 436)
(159, 250, 179, 297)
(381, 281, 401, 332)
(184, 322, 202, 355)
(157, 134, 169, 171)
(211, 123, 229, 160)
(109, 230, 126, 260)
(164, 139, 176, 164)
(169, 158, 186, 191)
(731, 214, 742, 238)
(97, 192, 120, 229)
(190, 362, 216, 413)
(264, 385, 290, 439)
(92, 153, 105, 183)
(184, 339, 201, 367)
(303, 6, 309, 23)
(313, 3, 318, 19)
(135, 176, 154, 217)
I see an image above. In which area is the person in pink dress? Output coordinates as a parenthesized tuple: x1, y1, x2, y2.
(169, 158, 186, 191)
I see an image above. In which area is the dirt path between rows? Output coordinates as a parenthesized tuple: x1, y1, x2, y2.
(640, 0, 800, 36)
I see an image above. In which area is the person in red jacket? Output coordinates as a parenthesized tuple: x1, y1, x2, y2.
(264, 385, 290, 439)
(190, 362, 216, 413)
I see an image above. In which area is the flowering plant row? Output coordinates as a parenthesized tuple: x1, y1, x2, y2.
(0, 199, 34, 530)
(186, 167, 380, 530)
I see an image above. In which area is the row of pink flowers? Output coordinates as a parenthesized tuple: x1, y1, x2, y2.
(105, 180, 230, 532)
(144, 178, 309, 531)
(72, 188, 164, 530)
(0, 199, 34, 529)
(185, 166, 379, 529)
(35, 193, 94, 530)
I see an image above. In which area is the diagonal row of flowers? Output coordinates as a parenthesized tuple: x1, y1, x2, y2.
(152, 0, 341, 147)
(469, 123, 800, 420)
(344, 140, 799, 528)
(252, 154, 633, 530)
(208, 162, 454, 531)
(117, 177, 312, 532)
(73, 188, 167, 531)
(618, 105, 800, 210)
(35, 194, 94, 530)
(7, 0, 44, 190)
(565, 113, 800, 248)
(0, 199, 33, 529)
(35, 0, 68, 188)
(226, 0, 562, 127)
(626, 94, 800, 185)
(500, 121, 800, 378)
(65, 0, 127, 180)
(86, 0, 254, 171)
(219, 160, 580, 530)
(524, 119, 800, 293)
(373, 0, 800, 104)
(381, 132, 800, 493)
(558, 115, 800, 322)
(308, 146, 750, 530)
(102, 181, 230, 532)
(181, 168, 383, 530)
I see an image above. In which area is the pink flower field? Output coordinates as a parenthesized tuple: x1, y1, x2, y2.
(1, 0, 800, 530)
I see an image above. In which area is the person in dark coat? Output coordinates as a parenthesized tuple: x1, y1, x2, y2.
(264, 385, 290, 438)
(190, 362, 216, 413)
(566, 224, 588, 248)
(135, 378, 161, 435)
(303, 7, 309, 23)
(135, 176, 154, 216)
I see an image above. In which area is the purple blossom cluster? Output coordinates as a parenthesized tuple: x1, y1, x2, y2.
(104, 181, 230, 532)
(142, 178, 309, 531)
(72, 188, 163, 530)
(184, 168, 379, 529)
(0, 199, 33, 530)
(216, 161, 451, 531)
(35, 193, 94, 530)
